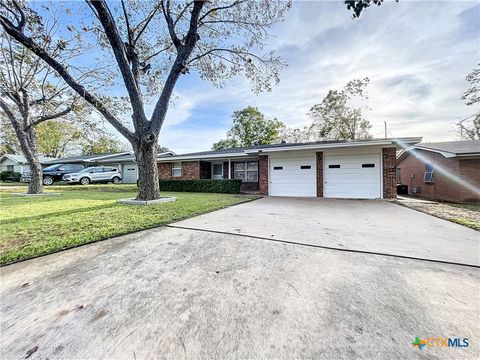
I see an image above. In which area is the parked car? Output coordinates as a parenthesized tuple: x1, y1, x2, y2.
(63, 166, 122, 185)
(20, 164, 84, 185)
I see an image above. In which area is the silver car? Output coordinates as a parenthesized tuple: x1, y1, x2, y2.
(63, 166, 122, 185)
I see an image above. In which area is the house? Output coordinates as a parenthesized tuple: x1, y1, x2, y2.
(0, 154, 58, 174)
(157, 137, 421, 199)
(396, 140, 480, 202)
(47, 151, 175, 183)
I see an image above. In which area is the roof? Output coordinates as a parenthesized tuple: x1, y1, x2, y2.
(414, 140, 480, 157)
(47, 151, 176, 164)
(0, 154, 58, 164)
(44, 152, 131, 164)
(398, 140, 480, 159)
(158, 137, 422, 161)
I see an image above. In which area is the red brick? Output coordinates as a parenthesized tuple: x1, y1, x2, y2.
(316, 152, 323, 197)
(382, 147, 397, 199)
(259, 155, 268, 195)
(397, 150, 480, 202)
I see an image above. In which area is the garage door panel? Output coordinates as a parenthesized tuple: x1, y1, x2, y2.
(270, 155, 316, 197)
(324, 154, 381, 199)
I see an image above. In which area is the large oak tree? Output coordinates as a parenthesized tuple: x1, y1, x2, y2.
(1, 0, 383, 199)
(1, 0, 291, 200)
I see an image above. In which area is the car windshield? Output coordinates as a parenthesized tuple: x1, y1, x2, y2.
(79, 167, 96, 173)
(43, 164, 60, 171)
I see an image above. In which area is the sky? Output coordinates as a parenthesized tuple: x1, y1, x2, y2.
(150, 0, 479, 154)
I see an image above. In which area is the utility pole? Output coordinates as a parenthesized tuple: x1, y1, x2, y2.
(384, 121, 387, 139)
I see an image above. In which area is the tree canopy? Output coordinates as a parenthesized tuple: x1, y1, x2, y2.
(458, 64, 479, 140)
(212, 106, 286, 150)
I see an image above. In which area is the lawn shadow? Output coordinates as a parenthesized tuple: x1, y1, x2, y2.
(0, 203, 120, 225)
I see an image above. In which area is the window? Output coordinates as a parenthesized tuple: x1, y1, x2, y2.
(424, 164, 434, 183)
(6, 165, 14, 171)
(273, 166, 283, 170)
(234, 161, 258, 182)
(362, 164, 375, 168)
(300, 165, 311, 169)
(396, 168, 402, 183)
(329, 165, 340, 169)
(172, 162, 182, 177)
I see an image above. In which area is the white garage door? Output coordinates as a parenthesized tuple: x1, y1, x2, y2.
(324, 154, 381, 199)
(270, 155, 316, 197)
(122, 164, 138, 183)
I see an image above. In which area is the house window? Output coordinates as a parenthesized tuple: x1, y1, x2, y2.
(424, 164, 434, 183)
(234, 161, 258, 182)
(396, 168, 402, 183)
(172, 162, 182, 177)
(7, 165, 14, 171)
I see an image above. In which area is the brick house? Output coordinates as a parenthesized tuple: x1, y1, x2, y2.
(157, 137, 421, 199)
(396, 140, 480, 202)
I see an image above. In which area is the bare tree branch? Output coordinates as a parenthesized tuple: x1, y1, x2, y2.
(0, 8, 135, 142)
(31, 106, 73, 126)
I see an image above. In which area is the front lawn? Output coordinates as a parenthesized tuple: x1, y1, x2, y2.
(0, 185, 259, 265)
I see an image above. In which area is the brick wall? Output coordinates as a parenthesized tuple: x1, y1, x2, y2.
(398, 150, 480, 202)
(382, 147, 397, 199)
(158, 162, 172, 179)
(259, 155, 268, 195)
(316, 152, 323, 197)
(157, 161, 200, 180)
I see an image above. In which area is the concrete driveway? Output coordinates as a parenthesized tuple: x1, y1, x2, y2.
(173, 197, 480, 266)
(1, 198, 479, 359)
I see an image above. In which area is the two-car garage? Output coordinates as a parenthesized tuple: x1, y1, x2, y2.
(268, 150, 382, 199)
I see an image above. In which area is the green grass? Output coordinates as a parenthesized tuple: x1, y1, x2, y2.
(450, 218, 480, 231)
(0, 185, 259, 265)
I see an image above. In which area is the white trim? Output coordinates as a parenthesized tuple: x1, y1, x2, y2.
(380, 152, 384, 199)
(158, 152, 248, 161)
(245, 138, 422, 154)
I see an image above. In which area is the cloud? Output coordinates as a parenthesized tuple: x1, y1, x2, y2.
(107, 1, 479, 152)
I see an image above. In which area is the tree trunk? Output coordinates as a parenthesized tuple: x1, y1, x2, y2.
(27, 157, 43, 194)
(9, 115, 44, 194)
(134, 140, 160, 201)
(21, 127, 43, 194)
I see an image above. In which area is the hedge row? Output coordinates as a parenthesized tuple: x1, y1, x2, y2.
(159, 179, 242, 194)
(0, 171, 21, 182)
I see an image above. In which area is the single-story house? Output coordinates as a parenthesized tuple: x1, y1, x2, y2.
(157, 137, 421, 199)
(396, 140, 480, 202)
(47, 151, 175, 183)
(0, 154, 58, 174)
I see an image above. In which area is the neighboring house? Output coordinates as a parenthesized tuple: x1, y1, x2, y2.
(0, 154, 58, 174)
(48, 151, 175, 183)
(157, 137, 421, 199)
(396, 140, 480, 202)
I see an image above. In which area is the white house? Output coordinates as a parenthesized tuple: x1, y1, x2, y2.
(0, 154, 58, 174)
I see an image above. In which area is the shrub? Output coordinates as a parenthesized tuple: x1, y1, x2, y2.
(159, 179, 242, 194)
(0, 171, 21, 182)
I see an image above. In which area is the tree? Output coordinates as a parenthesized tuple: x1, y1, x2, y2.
(1, 0, 292, 200)
(306, 78, 372, 141)
(0, 4, 88, 194)
(212, 106, 286, 150)
(81, 135, 127, 155)
(458, 64, 480, 140)
(0, 116, 20, 155)
(35, 121, 83, 158)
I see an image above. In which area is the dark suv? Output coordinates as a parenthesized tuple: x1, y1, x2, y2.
(41, 164, 84, 185)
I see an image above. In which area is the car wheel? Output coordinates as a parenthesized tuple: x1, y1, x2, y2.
(112, 176, 121, 184)
(80, 177, 90, 185)
(43, 176, 54, 186)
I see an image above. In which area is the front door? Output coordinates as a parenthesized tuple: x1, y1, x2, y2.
(212, 163, 223, 180)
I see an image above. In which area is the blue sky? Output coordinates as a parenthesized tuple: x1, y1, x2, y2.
(154, 1, 479, 153)
(45, 1, 480, 154)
